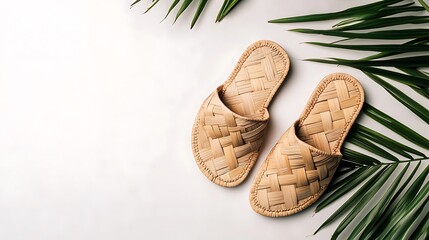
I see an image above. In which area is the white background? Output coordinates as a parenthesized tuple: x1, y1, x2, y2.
(0, 0, 428, 239)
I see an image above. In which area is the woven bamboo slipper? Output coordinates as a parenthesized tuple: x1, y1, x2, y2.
(249, 73, 364, 217)
(191, 40, 290, 187)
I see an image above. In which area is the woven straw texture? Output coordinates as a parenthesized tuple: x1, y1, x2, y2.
(250, 73, 364, 217)
(192, 40, 290, 187)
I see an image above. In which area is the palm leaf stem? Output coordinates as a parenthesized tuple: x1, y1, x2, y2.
(419, 0, 429, 13)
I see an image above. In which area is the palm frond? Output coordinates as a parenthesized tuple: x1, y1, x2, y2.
(289, 28, 429, 40)
(271, 0, 429, 238)
(315, 166, 381, 213)
(269, 0, 403, 23)
(314, 165, 386, 233)
(132, 0, 242, 29)
(143, 0, 160, 14)
(305, 42, 429, 53)
(336, 16, 429, 31)
(364, 72, 429, 125)
(162, 0, 180, 21)
(347, 163, 409, 239)
(191, 0, 208, 29)
(350, 124, 425, 159)
(410, 209, 429, 239)
(363, 103, 429, 150)
(216, 0, 242, 22)
(174, 0, 194, 23)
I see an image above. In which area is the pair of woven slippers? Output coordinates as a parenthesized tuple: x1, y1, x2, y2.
(192, 40, 364, 217)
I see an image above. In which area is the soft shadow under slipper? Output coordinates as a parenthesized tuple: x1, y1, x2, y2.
(192, 40, 290, 187)
(249, 73, 364, 216)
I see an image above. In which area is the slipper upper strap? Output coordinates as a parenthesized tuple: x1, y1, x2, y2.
(253, 120, 342, 211)
(195, 87, 269, 181)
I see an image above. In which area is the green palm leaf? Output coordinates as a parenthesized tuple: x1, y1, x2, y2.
(348, 163, 409, 239)
(398, 67, 429, 98)
(325, 167, 369, 195)
(336, 16, 429, 31)
(409, 209, 429, 239)
(315, 166, 380, 212)
(303, 60, 429, 88)
(143, 0, 160, 14)
(190, 0, 208, 29)
(347, 134, 399, 161)
(330, 164, 398, 240)
(371, 164, 429, 238)
(365, 72, 429, 125)
(289, 28, 429, 40)
(359, 161, 421, 238)
(130, 0, 143, 8)
(174, 0, 193, 23)
(363, 103, 429, 150)
(269, 0, 402, 23)
(133, 0, 241, 28)
(162, 0, 180, 21)
(342, 147, 382, 164)
(314, 166, 385, 233)
(271, 0, 429, 238)
(306, 42, 429, 53)
(350, 124, 425, 158)
(342, 4, 425, 26)
(328, 56, 429, 68)
(216, 0, 241, 22)
(383, 177, 429, 239)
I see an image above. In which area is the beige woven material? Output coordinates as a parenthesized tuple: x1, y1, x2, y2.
(192, 40, 290, 187)
(249, 73, 364, 217)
